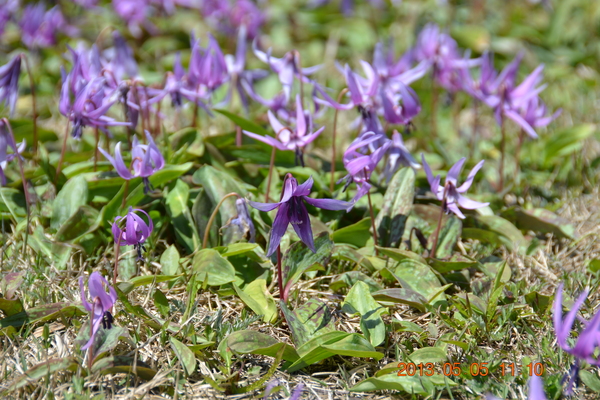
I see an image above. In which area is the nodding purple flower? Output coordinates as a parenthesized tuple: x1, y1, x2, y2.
(486, 374, 547, 400)
(79, 272, 117, 351)
(108, 31, 139, 83)
(202, 0, 265, 39)
(422, 155, 489, 219)
(189, 34, 229, 96)
(553, 283, 600, 395)
(20, 3, 78, 49)
(382, 130, 420, 183)
(249, 174, 351, 257)
(112, 206, 154, 260)
(60, 76, 129, 139)
(341, 132, 391, 208)
(99, 131, 165, 193)
(0, 120, 25, 186)
(0, 55, 21, 117)
(243, 95, 324, 167)
(252, 41, 320, 102)
(0, 0, 18, 36)
(221, 198, 256, 243)
(113, 0, 155, 38)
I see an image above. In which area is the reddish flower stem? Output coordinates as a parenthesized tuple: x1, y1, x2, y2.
(94, 127, 99, 172)
(430, 186, 448, 259)
(22, 55, 38, 156)
(499, 113, 506, 192)
(431, 70, 438, 138)
(367, 189, 378, 256)
(113, 233, 122, 286)
(277, 245, 284, 302)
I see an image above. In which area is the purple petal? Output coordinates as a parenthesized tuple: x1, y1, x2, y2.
(295, 95, 306, 137)
(456, 194, 489, 210)
(248, 200, 281, 212)
(299, 126, 325, 148)
(504, 109, 538, 139)
(421, 154, 440, 194)
(456, 160, 485, 193)
(79, 276, 93, 312)
(289, 201, 314, 252)
(304, 196, 352, 211)
(345, 65, 363, 105)
(528, 373, 548, 400)
(446, 202, 465, 219)
(446, 158, 466, 185)
(294, 176, 313, 197)
(87, 272, 115, 312)
(243, 130, 287, 151)
(267, 202, 290, 257)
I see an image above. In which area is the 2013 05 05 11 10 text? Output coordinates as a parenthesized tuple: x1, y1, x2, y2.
(396, 362, 545, 377)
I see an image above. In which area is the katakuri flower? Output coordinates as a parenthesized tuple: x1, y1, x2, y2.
(20, 3, 78, 49)
(422, 155, 489, 219)
(79, 272, 117, 350)
(249, 174, 351, 257)
(112, 206, 154, 260)
(243, 95, 324, 166)
(99, 131, 165, 193)
(382, 130, 420, 183)
(553, 283, 600, 394)
(221, 198, 256, 244)
(0, 120, 25, 186)
(0, 55, 21, 117)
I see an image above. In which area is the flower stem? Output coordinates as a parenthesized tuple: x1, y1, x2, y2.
(430, 198, 446, 259)
(499, 113, 505, 192)
(277, 245, 284, 302)
(330, 88, 349, 193)
(265, 146, 276, 202)
(88, 301, 95, 371)
(55, 120, 70, 186)
(236, 125, 242, 147)
(94, 127, 99, 172)
(431, 70, 438, 138)
(367, 189, 379, 255)
(514, 128, 525, 179)
(202, 192, 241, 249)
(469, 99, 478, 160)
(22, 55, 38, 156)
(113, 234, 122, 286)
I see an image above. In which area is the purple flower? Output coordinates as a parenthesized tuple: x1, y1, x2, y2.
(113, 0, 154, 37)
(243, 95, 324, 166)
(382, 130, 420, 182)
(112, 206, 154, 260)
(20, 3, 78, 49)
(342, 132, 391, 207)
(201, 0, 264, 39)
(252, 41, 320, 101)
(189, 33, 229, 97)
(249, 174, 351, 256)
(221, 198, 256, 243)
(0, 55, 21, 117)
(79, 272, 117, 351)
(422, 155, 489, 219)
(0, 120, 25, 186)
(99, 131, 165, 193)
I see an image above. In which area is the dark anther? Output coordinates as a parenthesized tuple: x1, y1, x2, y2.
(102, 311, 114, 329)
(295, 148, 305, 168)
(143, 177, 155, 194)
(135, 242, 146, 261)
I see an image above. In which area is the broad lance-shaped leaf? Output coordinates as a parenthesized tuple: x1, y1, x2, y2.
(330, 271, 382, 292)
(371, 288, 427, 312)
(375, 167, 415, 247)
(332, 218, 372, 248)
(92, 356, 156, 380)
(0, 302, 85, 329)
(170, 337, 196, 376)
(389, 260, 446, 304)
(280, 298, 336, 348)
(465, 214, 528, 253)
(225, 330, 300, 364)
(55, 205, 101, 244)
(1, 272, 24, 300)
(214, 108, 271, 137)
(192, 165, 248, 247)
(192, 249, 236, 286)
(4, 358, 78, 393)
(233, 279, 277, 323)
(283, 232, 334, 297)
(0, 188, 26, 218)
(166, 179, 200, 253)
(342, 281, 387, 346)
(160, 245, 181, 276)
(51, 175, 88, 230)
(502, 207, 578, 239)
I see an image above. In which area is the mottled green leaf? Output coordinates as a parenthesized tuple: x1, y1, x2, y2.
(128, 275, 181, 287)
(4, 357, 78, 393)
(350, 373, 433, 394)
(281, 298, 336, 348)
(391, 260, 445, 303)
(0, 302, 85, 329)
(427, 211, 462, 259)
(376, 247, 428, 265)
(543, 124, 595, 167)
(0, 298, 23, 317)
(170, 337, 196, 376)
(466, 215, 528, 253)
(524, 291, 552, 314)
(376, 167, 415, 247)
(160, 245, 181, 275)
(55, 205, 100, 243)
(91, 356, 156, 380)
(226, 330, 299, 363)
(408, 347, 447, 364)
(502, 207, 577, 239)
(342, 281, 387, 346)
(371, 288, 427, 312)
(0, 188, 26, 218)
(51, 175, 88, 230)
(1, 272, 24, 300)
(580, 370, 600, 392)
(332, 218, 372, 248)
(192, 249, 236, 286)
(233, 279, 277, 323)
(166, 179, 200, 253)
(427, 255, 478, 273)
(282, 232, 333, 297)
(330, 271, 382, 292)
(153, 289, 169, 318)
(214, 108, 270, 137)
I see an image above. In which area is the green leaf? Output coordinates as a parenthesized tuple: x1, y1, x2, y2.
(427, 255, 478, 274)
(350, 373, 433, 394)
(153, 289, 169, 318)
(51, 175, 88, 230)
(91, 356, 157, 380)
(220, 243, 259, 257)
(330, 271, 382, 292)
(587, 259, 600, 275)
(375, 167, 415, 247)
(461, 228, 504, 247)
(170, 337, 197, 376)
(191, 249, 236, 286)
(390, 260, 445, 303)
(282, 232, 333, 296)
(371, 289, 427, 312)
(4, 357, 78, 393)
(166, 179, 200, 253)
(226, 330, 299, 364)
(502, 207, 578, 239)
(233, 279, 277, 323)
(466, 215, 528, 253)
(427, 210, 461, 258)
(332, 218, 372, 248)
(0, 302, 85, 329)
(1, 272, 24, 300)
(214, 108, 270, 137)
(0, 188, 26, 218)
(408, 347, 447, 364)
(0, 298, 24, 317)
(128, 275, 181, 287)
(160, 245, 181, 275)
(55, 205, 101, 243)
(524, 291, 552, 314)
(281, 298, 336, 348)
(376, 247, 428, 265)
(342, 281, 387, 346)
(543, 124, 595, 167)
(580, 370, 600, 392)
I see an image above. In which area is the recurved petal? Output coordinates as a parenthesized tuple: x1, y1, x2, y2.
(295, 95, 306, 137)
(88, 272, 115, 311)
(243, 130, 287, 151)
(504, 109, 538, 139)
(457, 160, 485, 193)
(266, 202, 290, 257)
(248, 200, 281, 212)
(299, 126, 324, 148)
(113, 142, 134, 179)
(456, 194, 489, 210)
(446, 202, 465, 219)
(304, 196, 353, 211)
(79, 276, 93, 312)
(446, 158, 466, 185)
(527, 375, 548, 400)
(294, 176, 313, 197)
